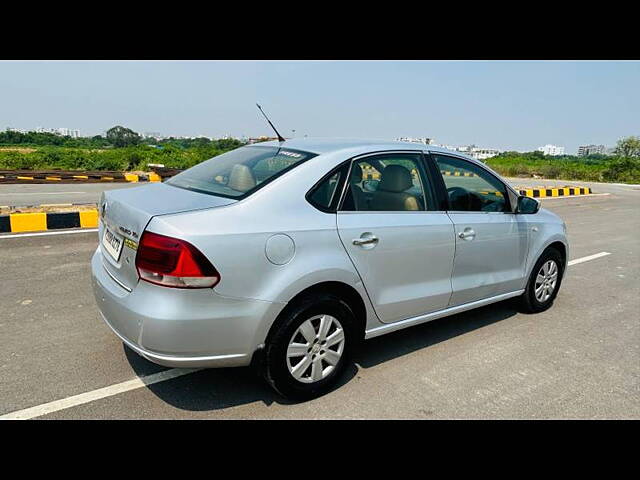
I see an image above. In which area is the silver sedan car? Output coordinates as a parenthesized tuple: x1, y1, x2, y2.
(92, 138, 568, 399)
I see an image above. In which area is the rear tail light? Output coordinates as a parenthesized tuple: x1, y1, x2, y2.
(135, 231, 220, 288)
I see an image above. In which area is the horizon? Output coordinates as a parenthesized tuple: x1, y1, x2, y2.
(1, 60, 638, 153)
(0, 127, 618, 156)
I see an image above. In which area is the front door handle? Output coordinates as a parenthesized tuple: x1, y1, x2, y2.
(352, 233, 379, 248)
(458, 228, 476, 240)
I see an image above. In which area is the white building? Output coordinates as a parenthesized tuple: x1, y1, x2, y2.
(438, 144, 501, 161)
(469, 147, 501, 160)
(396, 138, 501, 160)
(34, 127, 80, 138)
(537, 144, 565, 156)
(396, 137, 434, 145)
(577, 144, 606, 156)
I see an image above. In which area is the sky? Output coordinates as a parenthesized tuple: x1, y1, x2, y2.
(0, 60, 638, 153)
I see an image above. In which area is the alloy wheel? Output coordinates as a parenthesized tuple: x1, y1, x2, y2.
(286, 314, 346, 384)
(534, 260, 558, 303)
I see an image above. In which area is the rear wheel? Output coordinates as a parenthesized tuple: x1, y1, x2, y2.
(264, 293, 356, 400)
(518, 247, 564, 313)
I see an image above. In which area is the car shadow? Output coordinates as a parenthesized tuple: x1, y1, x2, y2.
(354, 300, 518, 369)
(124, 299, 519, 412)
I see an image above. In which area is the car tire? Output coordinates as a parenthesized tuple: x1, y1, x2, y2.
(264, 293, 357, 400)
(518, 247, 564, 313)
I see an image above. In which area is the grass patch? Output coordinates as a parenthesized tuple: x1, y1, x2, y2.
(486, 152, 640, 184)
(0, 144, 239, 172)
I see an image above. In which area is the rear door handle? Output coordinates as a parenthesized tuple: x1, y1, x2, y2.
(352, 233, 379, 248)
(458, 228, 476, 240)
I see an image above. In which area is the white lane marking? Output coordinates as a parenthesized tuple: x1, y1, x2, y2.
(568, 251, 611, 266)
(0, 368, 203, 420)
(0, 191, 86, 196)
(0, 229, 98, 239)
(538, 193, 611, 200)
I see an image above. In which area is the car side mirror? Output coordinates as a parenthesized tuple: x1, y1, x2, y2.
(516, 195, 540, 214)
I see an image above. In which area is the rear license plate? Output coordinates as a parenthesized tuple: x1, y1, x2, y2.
(102, 227, 124, 262)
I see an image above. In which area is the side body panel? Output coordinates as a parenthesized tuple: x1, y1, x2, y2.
(447, 212, 529, 306)
(337, 211, 455, 323)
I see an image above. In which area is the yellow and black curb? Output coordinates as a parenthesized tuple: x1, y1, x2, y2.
(362, 168, 477, 181)
(0, 171, 162, 184)
(0, 205, 98, 234)
(517, 186, 592, 198)
(440, 170, 476, 177)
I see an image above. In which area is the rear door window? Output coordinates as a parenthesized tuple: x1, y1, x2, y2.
(340, 153, 434, 212)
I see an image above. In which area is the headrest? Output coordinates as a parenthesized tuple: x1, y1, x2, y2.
(227, 164, 256, 192)
(378, 164, 412, 192)
(351, 164, 363, 183)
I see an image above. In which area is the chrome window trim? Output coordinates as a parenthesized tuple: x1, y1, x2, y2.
(336, 157, 356, 212)
(326, 172, 342, 207)
(445, 211, 508, 215)
(338, 210, 449, 215)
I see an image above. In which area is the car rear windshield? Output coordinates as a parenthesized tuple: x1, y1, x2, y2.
(166, 145, 317, 198)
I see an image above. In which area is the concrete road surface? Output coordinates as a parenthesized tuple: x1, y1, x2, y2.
(0, 182, 141, 207)
(0, 179, 638, 419)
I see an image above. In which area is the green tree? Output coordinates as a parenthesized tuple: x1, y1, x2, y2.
(602, 157, 640, 182)
(106, 126, 141, 148)
(614, 136, 640, 158)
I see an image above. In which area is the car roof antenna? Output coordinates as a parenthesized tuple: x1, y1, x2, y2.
(256, 103, 286, 142)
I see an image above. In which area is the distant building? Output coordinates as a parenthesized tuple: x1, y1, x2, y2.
(6, 127, 28, 134)
(396, 137, 434, 145)
(34, 127, 80, 138)
(537, 144, 565, 156)
(578, 144, 606, 156)
(469, 147, 501, 161)
(439, 144, 502, 161)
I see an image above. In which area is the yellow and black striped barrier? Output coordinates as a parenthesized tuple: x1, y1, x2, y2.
(440, 170, 476, 177)
(362, 169, 477, 181)
(0, 172, 162, 184)
(517, 186, 592, 198)
(0, 206, 99, 234)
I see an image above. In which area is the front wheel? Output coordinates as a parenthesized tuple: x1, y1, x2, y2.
(518, 247, 564, 313)
(263, 293, 356, 400)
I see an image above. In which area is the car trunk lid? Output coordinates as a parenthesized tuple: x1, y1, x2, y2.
(98, 183, 236, 291)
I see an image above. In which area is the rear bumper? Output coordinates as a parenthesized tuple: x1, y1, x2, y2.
(91, 247, 284, 368)
(100, 312, 251, 368)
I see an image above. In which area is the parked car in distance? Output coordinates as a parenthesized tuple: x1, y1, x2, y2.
(92, 138, 568, 399)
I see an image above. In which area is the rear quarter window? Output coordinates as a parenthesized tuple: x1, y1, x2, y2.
(308, 170, 344, 211)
